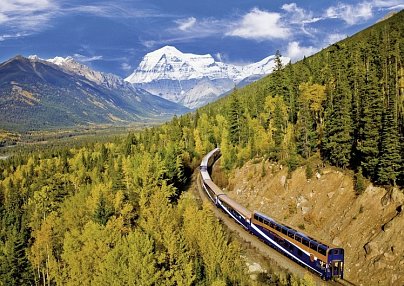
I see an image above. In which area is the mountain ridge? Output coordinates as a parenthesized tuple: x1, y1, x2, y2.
(0, 55, 188, 131)
(125, 46, 289, 108)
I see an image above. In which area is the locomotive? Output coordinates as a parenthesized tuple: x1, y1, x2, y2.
(200, 148, 344, 281)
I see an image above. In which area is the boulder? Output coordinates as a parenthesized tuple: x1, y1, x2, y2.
(333, 237, 342, 246)
(364, 242, 380, 259)
(280, 175, 286, 187)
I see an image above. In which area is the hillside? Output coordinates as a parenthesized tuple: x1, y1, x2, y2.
(216, 159, 404, 285)
(0, 8, 403, 286)
(0, 56, 188, 131)
(197, 9, 403, 187)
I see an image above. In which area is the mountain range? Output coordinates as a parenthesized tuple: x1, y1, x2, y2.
(0, 55, 188, 131)
(125, 46, 289, 108)
(0, 46, 288, 131)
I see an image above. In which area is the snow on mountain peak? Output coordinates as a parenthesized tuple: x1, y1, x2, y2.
(125, 46, 289, 84)
(46, 56, 125, 89)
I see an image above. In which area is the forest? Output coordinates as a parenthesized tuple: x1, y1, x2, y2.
(0, 10, 403, 286)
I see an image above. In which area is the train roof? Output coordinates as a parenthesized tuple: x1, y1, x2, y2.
(204, 179, 225, 196)
(200, 148, 221, 167)
(253, 211, 333, 249)
(200, 169, 212, 181)
(219, 194, 252, 219)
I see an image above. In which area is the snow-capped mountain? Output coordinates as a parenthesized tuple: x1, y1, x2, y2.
(125, 46, 289, 108)
(0, 55, 188, 131)
(47, 56, 125, 89)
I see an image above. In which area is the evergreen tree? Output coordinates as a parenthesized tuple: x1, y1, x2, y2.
(323, 75, 353, 168)
(377, 83, 401, 185)
(356, 61, 383, 180)
(228, 94, 243, 145)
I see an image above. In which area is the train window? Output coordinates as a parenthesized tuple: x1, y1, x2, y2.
(302, 238, 309, 246)
(254, 214, 259, 220)
(318, 246, 327, 256)
(295, 235, 301, 243)
(288, 231, 294, 239)
(310, 242, 317, 251)
(282, 228, 287, 235)
(333, 249, 339, 255)
(270, 222, 275, 229)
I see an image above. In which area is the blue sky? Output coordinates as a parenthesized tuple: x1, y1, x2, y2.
(1, 0, 403, 76)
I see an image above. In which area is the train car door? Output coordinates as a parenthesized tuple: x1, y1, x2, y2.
(331, 261, 343, 278)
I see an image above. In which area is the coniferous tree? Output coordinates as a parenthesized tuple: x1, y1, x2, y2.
(323, 75, 353, 168)
(228, 94, 243, 145)
(356, 61, 383, 179)
(377, 66, 402, 185)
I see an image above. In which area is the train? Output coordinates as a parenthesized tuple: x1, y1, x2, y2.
(199, 148, 344, 281)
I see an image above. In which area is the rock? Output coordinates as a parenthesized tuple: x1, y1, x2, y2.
(327, 192, 335, 199)
(333, 237, 342, 246)
(381, 189, 393, 206)
(382, 220, 393, 232)
(374, 259, 387, 270)
(383, 252, 395, 261)
(364, 242, 380, 259)
(391, 274, 398, 284)
(391, 188, 404, 204)
(316, 172, 321, 179)
(280, 175, 286, 187)
(296, 195, 308, 208)
(301, 206, 311, 215)
(247, 262, 264, 273)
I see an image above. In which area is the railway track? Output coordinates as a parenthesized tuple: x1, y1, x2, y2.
(193, 169, 357, 286)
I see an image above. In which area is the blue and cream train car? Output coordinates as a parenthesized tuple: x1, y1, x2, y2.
(200, 148, 224, 204)
(199, 148, 344, 281)
(250, 212, 344, 280)
(217, 194, 251, 230)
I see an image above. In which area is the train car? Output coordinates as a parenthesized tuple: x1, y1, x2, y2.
(202, 178, 224, 204)
(250, 211, 344, 280)
(199, 148, 345, 281)
(200, 148, 224, 204)
(200, 148, 221, 171)
(216, 194, 252, 230)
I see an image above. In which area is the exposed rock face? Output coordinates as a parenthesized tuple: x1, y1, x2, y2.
(224, 161, 404, 285)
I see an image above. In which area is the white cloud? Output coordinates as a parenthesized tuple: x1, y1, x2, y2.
(286, 41, 318, 62)
(326, 33, 347, 45)
(176, 17, 197, 31)
(121, 63, 132, 71)
(215, 53, 222, 62)
(372, 0, 404, 8)
(0, 32, 29, 41)
(326, 2, 373, 25)
(73, 54, 103, 62)
(281, 3, 322, 24)
(0, 0, 58, 29)
(227, 8, 291, 40)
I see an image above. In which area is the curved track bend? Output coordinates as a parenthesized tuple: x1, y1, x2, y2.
(192, 164, 356, 286)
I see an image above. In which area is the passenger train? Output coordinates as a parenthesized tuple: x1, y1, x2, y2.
(200, 148, 344, 281)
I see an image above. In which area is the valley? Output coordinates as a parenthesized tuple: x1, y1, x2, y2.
(0, 4, 403, 286)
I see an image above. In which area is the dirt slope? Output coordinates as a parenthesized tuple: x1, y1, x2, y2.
(220, 160, 404, 286)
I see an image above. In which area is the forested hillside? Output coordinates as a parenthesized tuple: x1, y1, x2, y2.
(198, 10, 403, 187)
(0, 139, 252, 285)
(0, 9, 403, 286)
